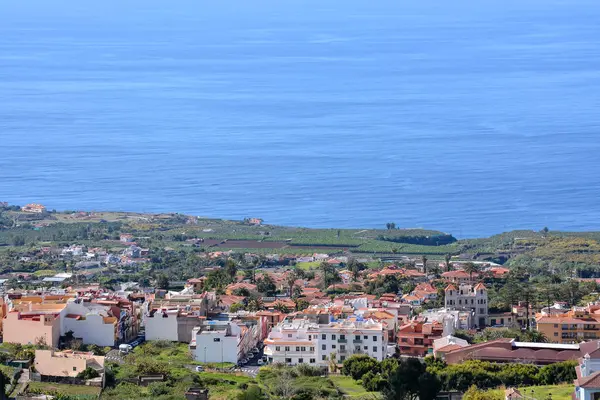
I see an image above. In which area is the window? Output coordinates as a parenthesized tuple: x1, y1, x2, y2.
(401, 338, 407, 343)
(73, 367, 77, 371)
(310, 347, 314, 352)
(322, 334, 326, 340)
(310, 358, 316, 364)
(285, 346, 290, 352)
(298, 358, 304, 363)
(322, 344, 326, 350)
(554, 332, 558, 337)
(332, 334, 336, 340)
(285, 358, 292, 363)
(340, 356, 346, 361)
(340, 345, 345, 350)
(340, 334, 345, 340)
(296, 347, 300, 351)
(364, 346, 368, 350)
(372, 336, 377, 342)
(355, 335, 360, 341)
(288, 334, 292, 338)
(332, 344, 336, 349)
(459, 299, 462, 305)
(276, 346, 280, 351)
(301, 347, 306, 351)
(363, 335, 368, 339)
(554, 324, 559, 328)
(355, 347, 361, 352)
(322, 355, 327, 361)
(308, 335, 311, 340)
(373, 346, 377, 352)
(479, 308, 484, 314)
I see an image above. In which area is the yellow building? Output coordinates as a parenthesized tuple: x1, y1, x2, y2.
(536, 307, 600, 343)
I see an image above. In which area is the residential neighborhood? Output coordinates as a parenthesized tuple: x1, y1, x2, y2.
(1, 204, 600, 399)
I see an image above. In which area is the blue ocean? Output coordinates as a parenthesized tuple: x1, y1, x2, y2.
(2, 0, 600, 238)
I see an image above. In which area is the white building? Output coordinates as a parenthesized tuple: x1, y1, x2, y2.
(190, 321, 258, 364)
(419, 308, 473, 333)
(444, 283, 488, 328)
(575, 350, 600, 400)
(62, 300, 117, 347)
(145, 309, 180, 342)
(264, 318, 387, 366)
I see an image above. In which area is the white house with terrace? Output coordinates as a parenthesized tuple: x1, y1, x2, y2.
(263, 317, 387, 366)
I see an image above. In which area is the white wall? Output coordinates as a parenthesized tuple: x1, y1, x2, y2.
(64, 314, 115, 347)
(194, 332, 238, 364)
(145, 311, 179, 341)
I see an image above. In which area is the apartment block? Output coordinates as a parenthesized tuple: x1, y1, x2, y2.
(537, 307, 600, 343)
(397, 319, 444, 357)
(263, 318, 387, 366)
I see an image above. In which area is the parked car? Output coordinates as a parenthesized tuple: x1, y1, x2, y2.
(257, 359, 265, 366)
(195, 366, 204, 372)
(119, 344, 133, 354)
(251, 347, 260, 354)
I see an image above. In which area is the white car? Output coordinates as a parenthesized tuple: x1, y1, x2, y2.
(195, 366, 204, 372)
(257, 359, 265, 366)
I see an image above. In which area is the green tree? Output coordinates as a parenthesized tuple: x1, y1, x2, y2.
(342, 354, 380, 380)
(383, 358, 441, 400)
(156, 274, 169, 290)
(236, 384, 265, 400)
(537, 360, 577, 385)
(444, 254, 452, 272)
(225, 258, 238, 280)
(273, 302, 289, 313)
(256, 274, 276, 296)
(294, 298, 309, 311)
(229, 303, 245, 313)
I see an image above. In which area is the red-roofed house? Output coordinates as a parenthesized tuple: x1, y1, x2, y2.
(442, 270, 477, 284)
(225, 282, 257, 295)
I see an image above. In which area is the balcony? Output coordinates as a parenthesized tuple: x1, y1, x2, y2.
(338, 339, 347, 343)
(353, 339, 362, 344)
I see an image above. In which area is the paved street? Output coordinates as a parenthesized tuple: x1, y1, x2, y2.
(106, 349, 124, 364)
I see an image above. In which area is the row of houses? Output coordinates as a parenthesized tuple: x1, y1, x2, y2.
(0, 289, 139, 348)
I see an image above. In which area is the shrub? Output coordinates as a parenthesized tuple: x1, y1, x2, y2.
(342, 354, 380, 380)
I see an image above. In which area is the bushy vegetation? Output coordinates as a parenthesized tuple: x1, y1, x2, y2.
(340, 355, 577, 396)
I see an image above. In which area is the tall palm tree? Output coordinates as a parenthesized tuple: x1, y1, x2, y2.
(444, 254, 452, 272)
(463, 262, 480, 282)
(286, 271, 297, 297)
(421, 255, 428, 275)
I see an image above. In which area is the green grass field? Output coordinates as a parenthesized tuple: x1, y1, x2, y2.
(329, 375, 382, 398)
(488, 384, 573, 400)
(27, 381, 101, 397)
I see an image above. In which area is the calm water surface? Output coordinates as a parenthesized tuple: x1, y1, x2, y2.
(2, 0, 600, 237)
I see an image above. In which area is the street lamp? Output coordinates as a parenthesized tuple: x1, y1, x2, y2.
(204, 347, 207, 364)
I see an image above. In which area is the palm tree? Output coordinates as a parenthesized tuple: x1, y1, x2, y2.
(286, 271, 297, 297)
(246, 297, 264, 312)
(444, 254, 452, 272)
(463, 262, 480, 282)
(421, 255, 428, 275)
(273, 302, 289, 313)
(523, 330, 547, 343)
(328, 352, 338, 373)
